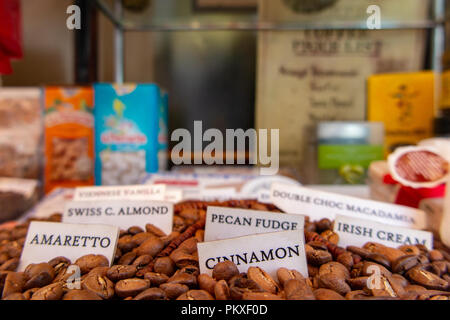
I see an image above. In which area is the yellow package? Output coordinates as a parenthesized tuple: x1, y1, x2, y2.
(368, 71, 435, 156)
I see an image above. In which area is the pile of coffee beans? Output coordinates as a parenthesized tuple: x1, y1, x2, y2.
(1, 200, 449, 300)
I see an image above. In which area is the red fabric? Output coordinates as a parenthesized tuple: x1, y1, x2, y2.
(383, 174, 446, 208)
(0, 0, 22, 74)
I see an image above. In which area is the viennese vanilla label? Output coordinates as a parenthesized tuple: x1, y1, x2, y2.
(205, 206, 305, 241)
(63, 201, 173, 234)
(333, 214, 433, 250)
(18, 221, 119, 271)
(197, 230, 308, 279)
(271, 183, 426, 229)
(73, 184, 166, 202)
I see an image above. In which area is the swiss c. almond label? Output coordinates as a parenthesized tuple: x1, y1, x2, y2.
(63, 201, 173, 235)
(197, 230, 308, 279)
(205, 206, 305, 241)
(333, 214, 433, 249)
(271, 183, 426, 229)
(73, 184, 166, 201)
(18, 221, 119, 271)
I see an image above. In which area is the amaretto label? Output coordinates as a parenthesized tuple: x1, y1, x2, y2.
(18, 221, 119, 271)
(270, 183, 426, 229)
(197, 230, 308, 279)
(63, 201, 173, 235)
(205, 206, 305, 241)
(334, 214, 433, 250)
(73, 184, 166, 201)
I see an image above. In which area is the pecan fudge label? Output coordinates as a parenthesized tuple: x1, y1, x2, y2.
(73, 184, 166, 201)
(63, 201, 173, 234)
(271, 183, 426, 229)
(334, 214, 433, 250)
(204, 206, 305, 241)
(18, 221, 119, 271)
(198, 230, 308, 279)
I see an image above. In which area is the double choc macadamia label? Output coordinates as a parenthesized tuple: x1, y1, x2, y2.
(19, 221, 119, 271)
(73, 184, 166, 201)
(204, 206, 305, 241)
(197, 230, 308, 279)
(271, 183, 426, 229)
(63, 201, 173, 234)
(334, 215, 433, 250)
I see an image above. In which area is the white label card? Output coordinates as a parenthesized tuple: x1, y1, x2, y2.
(73, 184, 166, 201)
(205, 206, 304, 241)
(197, 230, 308, 280)
(271, 183, 426, 229)
(333, 214, 433, 250)
(63, 201, 173, 235)
(19, 221, 119, 271)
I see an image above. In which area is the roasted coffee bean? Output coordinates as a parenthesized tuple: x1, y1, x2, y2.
(318, 273, 351, 296)
(392, 254, 420, 274)
(366, 253, 391, 269)
(118, 251, 137, 265)
(48, 256, 71, 270)
(2, 272, 25, 298)
(320, 230, 339, 245)
(429, 250, 444, 262)
(306, 246, 332, 266)
(307, 265, 319, 277)
(247, 267, 279, 294)
(399, 245, 421, 256)
(117, 235, 137, 253)
(406, 266, 448, 291)
(31, 282, 64, 300)
(195, 230, 204, 243)
(144, 272, 169, 287)
(277, 268, 305, 288)
(170, 238, 199, 268)
(0, 258, 19, 271)
(212, 261, 239, 282)
(284, 279, 315, 300)
(345, 290, 370, 300)
(145, 224, 166, 237)
(75, 255, 109, 274)
(136, 237, 165, 257)
(23, 263, 55, 290)
(214, 280, 230, 300)
(336, 252, 354, 270)
(177, 289, 214, 300)
(128, 226, 144, 235)
(173, 216, 187, 233)
(86, 266, 109, 278)
(115, 278, 150, 298)
(405, 284, 427, 294)
(179, 265, 200, 277)
(314, 288, 345, 300)
(347, 246, 372, 259)
(229, 275, 263, 300)
(134, 287, 166, 300)
(360, 261, 391, 278)
(82, 274, 115, 299)
(167, 272, 197, 288)
(132, 254, 152, 269)
(23, 287, 40, 300)
(319, 262, 350, 280)
(153, 257, 176, 276)
(63, 289, 102, 300)
(242, 292, 283, 300)
(363, 242, 404, 264)
(316, 218, 332, 233)
(131, 233, 154, 246)
(347, 277, 369, 290)
(160, 283, 189, 300)
(198, 274, 217, 296)
(3, 292, 26, 300)
(307, 241, 328, 251)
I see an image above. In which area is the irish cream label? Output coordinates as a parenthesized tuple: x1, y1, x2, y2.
(197, 230, 308, 279)
(204, 206, 305, 241)
(63, 201, 173, 235)
(19, 221, 119, 271)
(271, 183, 426, 229)
(334, 214, 433, 249)
(73, 184, 166, 201)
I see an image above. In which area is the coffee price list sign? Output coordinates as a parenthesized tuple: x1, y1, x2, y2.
(63, 201, 174, 235)
(73, 184, 166, 201)
(198, 230, 308, 280)
(18, 221, 119, 271)
(204, 206, 305, 241)
(333, 214, 433, 250)
(271, 183, 426, 229)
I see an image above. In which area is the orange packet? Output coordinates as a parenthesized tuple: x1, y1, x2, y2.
(44, 87, 94, 194)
